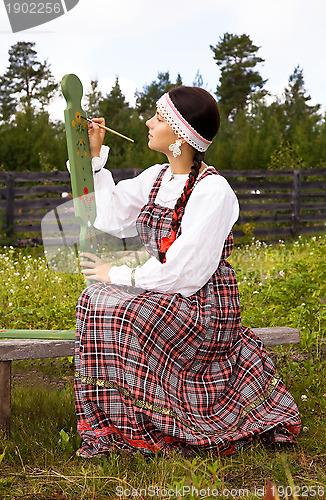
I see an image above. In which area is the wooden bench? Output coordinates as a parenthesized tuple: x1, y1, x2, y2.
(0, 327, 300, 434)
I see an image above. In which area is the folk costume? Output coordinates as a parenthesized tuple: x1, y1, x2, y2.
(74, 156, 301, 457)
(74, 89, 300, 457)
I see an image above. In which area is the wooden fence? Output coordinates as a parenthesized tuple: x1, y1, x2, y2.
(0, 168, 325, 243)
(223, 168, 326, 240)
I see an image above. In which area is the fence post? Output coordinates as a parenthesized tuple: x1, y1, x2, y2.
(291, 169, 301, 237)
(5, 173, 15, 237)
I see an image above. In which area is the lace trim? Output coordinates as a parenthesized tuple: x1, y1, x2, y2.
(157, 94, 212, 152)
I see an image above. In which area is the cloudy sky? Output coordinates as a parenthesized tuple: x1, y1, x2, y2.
(0, 0, 325, 120)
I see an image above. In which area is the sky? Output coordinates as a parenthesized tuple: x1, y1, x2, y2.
(0, 0, 326, 120)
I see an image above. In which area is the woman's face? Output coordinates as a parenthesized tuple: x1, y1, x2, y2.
(146, 111, 179, 156)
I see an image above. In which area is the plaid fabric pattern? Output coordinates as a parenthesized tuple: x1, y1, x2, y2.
(75, 166, 301, 456)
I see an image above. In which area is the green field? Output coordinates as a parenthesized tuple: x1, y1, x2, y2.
(0, 235, 325, 499)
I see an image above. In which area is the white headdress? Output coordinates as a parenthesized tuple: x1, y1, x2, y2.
(156, 92, 212, 152)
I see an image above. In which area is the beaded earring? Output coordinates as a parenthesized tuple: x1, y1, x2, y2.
(168, 139, 183, 158)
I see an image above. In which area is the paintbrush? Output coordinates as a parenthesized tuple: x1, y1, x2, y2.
(81, 116, 134, 143)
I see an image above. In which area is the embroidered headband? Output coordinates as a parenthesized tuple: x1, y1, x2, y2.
(156, 93, 212, 152)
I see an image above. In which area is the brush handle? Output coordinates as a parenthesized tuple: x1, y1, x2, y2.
(82, 116, 134, 143)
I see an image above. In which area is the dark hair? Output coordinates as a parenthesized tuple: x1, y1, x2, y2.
(169, 86, 220, 143)
(159, 86, 220, 263)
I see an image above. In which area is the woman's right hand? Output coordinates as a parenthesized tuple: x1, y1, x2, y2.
(88, 117, 106, 158)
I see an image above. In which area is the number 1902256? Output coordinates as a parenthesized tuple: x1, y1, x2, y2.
(6, 3, 62, 14)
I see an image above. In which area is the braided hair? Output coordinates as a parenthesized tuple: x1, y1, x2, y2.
(158, 86, 220, 263)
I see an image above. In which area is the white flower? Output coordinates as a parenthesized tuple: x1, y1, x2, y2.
(253, 291, 259, 294)
(302, 426, 309, 432)
(279, 270, 284, 277)
(301, 395, 307, 401)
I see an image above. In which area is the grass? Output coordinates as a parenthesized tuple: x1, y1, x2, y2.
(0, 235, 325, 499)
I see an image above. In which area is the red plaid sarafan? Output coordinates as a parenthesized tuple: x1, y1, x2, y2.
(74, 166, 301, 456)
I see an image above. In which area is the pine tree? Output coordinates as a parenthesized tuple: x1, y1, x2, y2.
(210, 33, 266, 118)
(0, 41, 57, 121)
(135, 72, 183, 120)
(84, 79, 103, 118)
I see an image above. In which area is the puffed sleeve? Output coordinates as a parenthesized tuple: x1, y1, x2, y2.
(92, 157, 164, 238)
(109, 174, 239, 297)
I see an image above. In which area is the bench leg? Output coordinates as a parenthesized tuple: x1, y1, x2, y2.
(0, 361, 11, 435)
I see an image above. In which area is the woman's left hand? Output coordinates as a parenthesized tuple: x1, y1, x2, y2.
(79, 252, 112, 282)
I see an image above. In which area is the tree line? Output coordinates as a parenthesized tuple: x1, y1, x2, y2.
(0, 36, 325, 172)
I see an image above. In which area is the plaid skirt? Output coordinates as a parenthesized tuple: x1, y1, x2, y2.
(74, 273, 301, 456)
(74, 166, 301, 456)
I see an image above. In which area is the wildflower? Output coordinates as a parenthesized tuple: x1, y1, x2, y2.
(25, 285, 29, 289)
(8, 302, 12, 307)
(279, 270, 284, 277)
(253, 291, 259, 294)
(302, 426, 309, 432)
(301, 303, 305, 306)
(301, 395, 307, 401)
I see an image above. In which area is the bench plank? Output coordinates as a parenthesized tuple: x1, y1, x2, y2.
(0, 327, 300, 355)
(0, 339, 75, 360)
(252, 327, 300, 346)
(0, 330, 75, 339)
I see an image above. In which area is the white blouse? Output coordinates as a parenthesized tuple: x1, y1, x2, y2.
(91, 146, 239, 297)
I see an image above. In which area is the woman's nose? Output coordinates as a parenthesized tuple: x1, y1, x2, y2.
(146, 116, 154, 129)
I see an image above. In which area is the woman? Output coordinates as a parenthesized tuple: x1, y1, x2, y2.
(75, 86, 301, 458)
